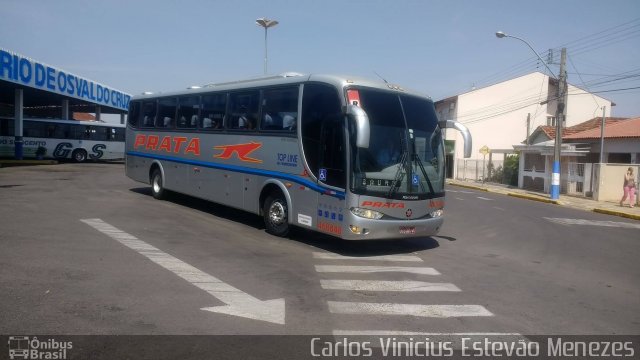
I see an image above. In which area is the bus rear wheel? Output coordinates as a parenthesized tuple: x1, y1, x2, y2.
(72, 149, 87, 162)
(150, 169, 166, 200)
(263, 193, 290, 237)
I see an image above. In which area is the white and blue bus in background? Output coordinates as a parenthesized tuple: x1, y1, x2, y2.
(0, 117, 125, 162)
(125, 73, 471, 240)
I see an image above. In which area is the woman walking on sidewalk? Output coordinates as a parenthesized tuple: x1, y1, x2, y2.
(620, 167, 636, 208)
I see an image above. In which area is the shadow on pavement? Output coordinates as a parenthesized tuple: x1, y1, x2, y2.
(129, 186, 443, 256)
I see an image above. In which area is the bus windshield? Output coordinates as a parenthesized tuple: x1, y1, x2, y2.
(349, 88, 445, 199)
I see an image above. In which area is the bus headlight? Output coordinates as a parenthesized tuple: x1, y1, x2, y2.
(430, 209, 444, 218)
(350, 207, 384, 220)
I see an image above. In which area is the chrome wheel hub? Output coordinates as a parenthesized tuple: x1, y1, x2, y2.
(268, 201, 286, 225)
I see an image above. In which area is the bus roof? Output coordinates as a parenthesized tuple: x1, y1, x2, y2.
(132, 73, 432, 101)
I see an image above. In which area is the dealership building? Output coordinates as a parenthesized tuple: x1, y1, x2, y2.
(0, 48, 130, 159)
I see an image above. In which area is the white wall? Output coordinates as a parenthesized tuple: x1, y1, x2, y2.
(443, 72, 613, 179)
(564, 84, 611, 126)
(446, 72, 551, 162)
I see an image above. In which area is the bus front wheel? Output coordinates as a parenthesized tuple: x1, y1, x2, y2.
(150, 169, 166, 200)
(72, 149, 87, 162)
(263, 193, 290, 237)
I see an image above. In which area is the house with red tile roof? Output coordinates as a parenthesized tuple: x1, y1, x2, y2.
(514, 116, 640, 198)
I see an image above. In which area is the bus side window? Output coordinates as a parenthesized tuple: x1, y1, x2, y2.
(229, 91, 259, 130)
(114, 128, 125, 141)
(301, 83, 342, 185)
(140, 101, 157, 128)
(201, 93, 226, 130)
(176, 96, 199, 130)
(128, 101, 141, 128)
(261, 86, 298, 132)
(157, 98, 177, 128)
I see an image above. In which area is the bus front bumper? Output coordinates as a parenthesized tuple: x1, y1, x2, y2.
(340, 214, 445, 240)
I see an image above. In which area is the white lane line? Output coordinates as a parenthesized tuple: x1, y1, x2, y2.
(544, 217, 640, 229)
(321, 280, 460, 292)
(328, 302, 493, 318)
(81, 218, 285, 324)
(313, 252, 423, 262)
(476, 196, 494, 201)
(455, 197, 465, 201)
(315, 265, 440, 275)
(493, 206, 506, 211)
(333, 330, 521, 336)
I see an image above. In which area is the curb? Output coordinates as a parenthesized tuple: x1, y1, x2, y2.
(507, 192, 561, 205)
(593, 208, 640, 221)
(447, 183, 489, 192)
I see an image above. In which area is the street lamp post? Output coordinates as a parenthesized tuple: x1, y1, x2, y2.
(496, 31, 566, 200)
(256, 18, 279, 75)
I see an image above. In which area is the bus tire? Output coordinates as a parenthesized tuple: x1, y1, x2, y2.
(263, 193, 290, 237)
(150, 169, 166, 200)
(72, 149, 87, 163)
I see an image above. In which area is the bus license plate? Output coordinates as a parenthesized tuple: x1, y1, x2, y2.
(399, 226, 416, 234)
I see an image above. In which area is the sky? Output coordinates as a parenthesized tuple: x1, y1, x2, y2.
(2, 0, 640, 121)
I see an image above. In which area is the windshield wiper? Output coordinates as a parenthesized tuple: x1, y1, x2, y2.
(413, 152, 434, 194)
(387, 136, 408, 198)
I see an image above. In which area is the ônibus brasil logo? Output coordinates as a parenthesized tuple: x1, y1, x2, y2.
(7, 336, 72, 360)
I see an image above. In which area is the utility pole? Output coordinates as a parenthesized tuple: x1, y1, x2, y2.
(551, 48, 567, 200)
(599, 106, 606, 163)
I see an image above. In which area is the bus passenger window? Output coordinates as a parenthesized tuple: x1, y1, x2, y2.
(261, 87, 298, 132)
(141, 101, 157, 128)
(176, 96, 199, 129)
(128, 101, 140, 128)
(229, 92, 259, 130)
(201, 93, 226, 130)
(157, 98, 177, 128)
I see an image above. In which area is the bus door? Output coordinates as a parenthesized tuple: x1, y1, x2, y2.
(315, 117, 347, 237)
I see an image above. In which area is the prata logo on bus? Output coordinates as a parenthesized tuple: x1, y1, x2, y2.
(360, 201, 405, 209)
(214, 142, 262, 163)
(133, 134, 200, 156)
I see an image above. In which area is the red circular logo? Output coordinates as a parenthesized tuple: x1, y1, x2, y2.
(406, 209, 413, 218)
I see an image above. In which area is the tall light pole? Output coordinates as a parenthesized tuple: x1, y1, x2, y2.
(496, 31, 566, 200)
(256, 18, 279, 75)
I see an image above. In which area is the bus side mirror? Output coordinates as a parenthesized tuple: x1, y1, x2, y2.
(345, 104, 370, 148)
(439, 120, 472, 158)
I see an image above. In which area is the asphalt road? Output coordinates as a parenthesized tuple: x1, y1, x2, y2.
(0, 163, 638, 337)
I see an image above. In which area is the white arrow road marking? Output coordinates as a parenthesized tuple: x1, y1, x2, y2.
(321, 280, 460, 292)
(544, 217, 640, 229)
(315, 265, 440, 275)
(313, 252, 423, 262)
(327, 302, 493, 318)
(81, 218, 285, 325)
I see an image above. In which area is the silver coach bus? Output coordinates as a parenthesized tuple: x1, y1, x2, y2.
(125, 73, 471, 240)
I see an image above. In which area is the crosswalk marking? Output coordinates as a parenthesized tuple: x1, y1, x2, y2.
(544, 217, 640, 229)
(315, 265, 440, 275)
(328, 302, 493, 318)
(314, 252, 501, 334)
(313, 252, 423, 262)
(320, 280, 460, 292)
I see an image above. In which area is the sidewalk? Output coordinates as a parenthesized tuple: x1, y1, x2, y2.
(447, 179, 640, 221)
